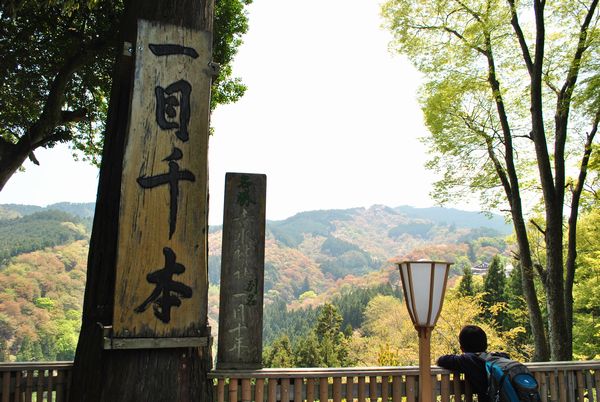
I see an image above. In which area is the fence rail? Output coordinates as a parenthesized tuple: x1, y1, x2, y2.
(0, 362, 72, 402)
(0, 360, 598, 401)
(210, 362, 600, 402)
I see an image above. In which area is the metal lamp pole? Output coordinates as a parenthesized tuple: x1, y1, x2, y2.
(397, 260, 452, 402)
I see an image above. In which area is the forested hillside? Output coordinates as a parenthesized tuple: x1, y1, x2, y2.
(0, 203, 96, 220)
(0, 240, 87, 361)
(0, 204, 91, 361)
(0, 202, 517, 362)
(0, 210, 90, 262)
(209, 204, 511, 306)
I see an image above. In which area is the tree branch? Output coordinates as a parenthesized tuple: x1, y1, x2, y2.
(442, 26, 487, 55)
(484, 134, 513, 203)
(61, 108, 88, 124)
(28, 151, 40, 165)
(530, 219, 546, 236)
(19, 38, 110, 152)
(31, 130, 73, 149)
(514, 133, 534, 141)
(528, 0, 557, 218)
(0, 137, 17, 158)
(543, 73, 559, 95)
(408, 21, 488, 55)
(506, 0, 534, 74)
(554, 0, 599, 192)
(534, 262, 547, 284)
(458, 111, 515, 205)
(454, 0, 483, 24)
(480, 31, 524, 213)
(564, 103, 600, 334)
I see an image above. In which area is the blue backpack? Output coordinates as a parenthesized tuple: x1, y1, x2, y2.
(479, 352, 541, 402)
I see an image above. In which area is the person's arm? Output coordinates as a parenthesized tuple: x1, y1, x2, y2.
(436, 354, 463, 371)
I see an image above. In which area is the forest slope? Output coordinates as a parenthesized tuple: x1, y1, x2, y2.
(0, 202, 509, 361)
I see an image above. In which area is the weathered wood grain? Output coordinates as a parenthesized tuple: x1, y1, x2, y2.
(217, 173, 266, 368)
(113, 19, 211, 339)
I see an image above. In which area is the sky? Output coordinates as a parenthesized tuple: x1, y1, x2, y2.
(0, 0, 461, 225)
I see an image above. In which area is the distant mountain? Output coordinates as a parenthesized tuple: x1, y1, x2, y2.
(45, 202, 96, 219)
(393, 205, 512, 234)
(0, 201, 514, 361)
(210, 204, 513, 306)
(1, 202, 509, 232)
(1, 201, 512, 305)
(0, 240, 88, 361)
(0, 210, 90, 262)
(0, 204, 43, 219)
(0, 202, 95, 220)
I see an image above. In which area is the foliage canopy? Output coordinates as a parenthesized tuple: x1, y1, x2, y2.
(0, 0, 252, 190)
(382, 0, 600, 361)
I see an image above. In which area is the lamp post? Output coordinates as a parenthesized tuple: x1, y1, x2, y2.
(397, 260, 452, 402)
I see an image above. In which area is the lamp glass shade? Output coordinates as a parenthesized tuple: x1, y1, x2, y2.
(398, 261, 451, 327)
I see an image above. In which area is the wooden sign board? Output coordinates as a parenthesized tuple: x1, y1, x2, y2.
(112, 19, 211, 343)
(217, 173, 266, 369)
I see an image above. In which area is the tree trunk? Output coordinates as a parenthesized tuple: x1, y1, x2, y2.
(0, 142, 30, 192)
(545, 213, 570, 361)
(510, 200, 550, 361)
(69, 1, 214, 401)
(526, 0, 574, 362)
(480, 32, 550, 360)
(565, 120, 599, 361)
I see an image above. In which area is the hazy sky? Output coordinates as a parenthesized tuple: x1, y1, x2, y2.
(0, 0, 456, 225)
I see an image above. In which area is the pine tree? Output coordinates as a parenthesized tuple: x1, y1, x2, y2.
(458, 265, 475, 296)
(294, 332, 322, 367)
(316, 304, 343, 340)
(263, 335, 294, 368)
(467, 242, 477, 263)
(506, 264, 524, 302)
(16, 337, 43, 362)
(503, 263, 532, 355)
(300, 276, 310, 294)
(315, 303, 349, 367)
(482, 255, 507, 328)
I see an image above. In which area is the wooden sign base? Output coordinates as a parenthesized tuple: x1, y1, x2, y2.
(101, 325, 211, 349)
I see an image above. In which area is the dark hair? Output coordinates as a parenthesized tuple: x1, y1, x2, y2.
(459, 325, 487, 353)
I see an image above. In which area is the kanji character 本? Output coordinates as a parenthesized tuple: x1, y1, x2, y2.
(134, 247, 193, 323)
(137, 147, 195, 239)
(155, 79, 191, 142)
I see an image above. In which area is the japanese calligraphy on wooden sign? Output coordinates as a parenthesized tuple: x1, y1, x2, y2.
(217, 173, 266, 369)
(112, 19, 211, 342)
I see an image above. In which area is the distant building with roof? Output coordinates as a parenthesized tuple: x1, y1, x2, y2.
(471, 261, 514, 276)
(472, 262, 489, 275)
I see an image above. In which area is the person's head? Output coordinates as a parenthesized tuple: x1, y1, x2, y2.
(459, 325, 487, 353)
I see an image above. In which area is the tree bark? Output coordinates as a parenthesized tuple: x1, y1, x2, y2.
(0, 31, 109, 192)
(480, 27, 550, 361)
(0, 142, 29, 191)
(526, 0, 574, 362)
(552, 0, 598, 361)
(69, 1, 214, 401)
(565, 113, 599, 360)
(544, 213, 569, 361)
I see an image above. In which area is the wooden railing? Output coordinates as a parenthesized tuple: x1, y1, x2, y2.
(210, 361, 600, 402)
(0, 361, 71, 402)
(0, 360, 598, 401)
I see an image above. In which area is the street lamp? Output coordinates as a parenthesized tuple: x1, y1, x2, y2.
(397, 260, 452, 402)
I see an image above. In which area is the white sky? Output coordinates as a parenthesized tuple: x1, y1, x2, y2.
(0, 0, 465, 225)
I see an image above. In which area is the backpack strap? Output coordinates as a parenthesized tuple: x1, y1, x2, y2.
(497, 371, 509, 390)
(481, 353, 506, 401)
(477, 352, 491, 374)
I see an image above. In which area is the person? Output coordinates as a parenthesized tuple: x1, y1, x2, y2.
(436, 325, 507, 402)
